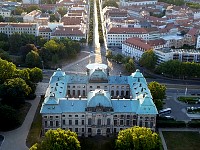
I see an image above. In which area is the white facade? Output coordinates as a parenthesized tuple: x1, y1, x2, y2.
(120, 0, 157, 7)
(0, 8, 11, 18)
(194, 11, 200, 20)
(196, 35, 200, 49)
(154, 48, 200, 64)
(0, 23, 39, 36)
(22, 0, 40, 4)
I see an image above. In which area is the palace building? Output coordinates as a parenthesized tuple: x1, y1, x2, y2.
(40, 63, 158, 136)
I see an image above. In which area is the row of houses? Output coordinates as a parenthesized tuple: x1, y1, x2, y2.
(102, 1, 200, 64)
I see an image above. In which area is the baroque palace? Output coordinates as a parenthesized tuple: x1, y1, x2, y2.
(40, 63, 158, 136)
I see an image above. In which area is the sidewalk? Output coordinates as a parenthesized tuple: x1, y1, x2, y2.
(0, 83, 48, 150)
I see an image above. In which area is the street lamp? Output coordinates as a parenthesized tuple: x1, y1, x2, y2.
(41, 60, 44, 71)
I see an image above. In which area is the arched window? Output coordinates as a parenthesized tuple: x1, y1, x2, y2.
(121, 91, 124, 97)
(111, 90, 114, 96)
(116, 90, 119, 96)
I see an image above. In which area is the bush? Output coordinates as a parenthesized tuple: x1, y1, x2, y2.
(157, 120, 186, 128)
(187, 121, 200, 128)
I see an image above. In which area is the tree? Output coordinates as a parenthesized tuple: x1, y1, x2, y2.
(124, 58, 136, 73)
(0, 15, 4, 22)
(116, 126, 161, 150)
(28, 67, 43, 83)
(0, 104, 20, 131)
(148, 81, 166, 100)
(20, 44, 38, 61)
(9, 33, 22, 53)
(25, 50, 41, 68)
(0, 78, 31, 103)
(139, 50, 158, 70)
(0, 58, 16, 84)
(57, 7, 68, 17)
(103, 0, 119, 8)
(13, 7, 24, 15)
(0, 49, 11, 61)
(106, 50, 113, 59)
(30, 128, 81, 150)
(25, 6, 40, 13)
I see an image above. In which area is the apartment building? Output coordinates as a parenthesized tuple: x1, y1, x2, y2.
(0, 22, 38, 36)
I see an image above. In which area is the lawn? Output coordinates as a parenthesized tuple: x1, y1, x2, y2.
(26, 97, 43, 148)
(163, 131, 200, 150)
(178, 96, 200, 104)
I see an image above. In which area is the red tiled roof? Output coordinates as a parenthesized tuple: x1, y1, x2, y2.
(39, 26, 52, 32)
(51, 27, 84, 36)
(124, 37, 152, 51)
(147, 39, 166, 46)
(0, 23, 37, 27)
(187, 28, 198, 36)
(61, 17, 85, 25)
(108, 27, 147, 34)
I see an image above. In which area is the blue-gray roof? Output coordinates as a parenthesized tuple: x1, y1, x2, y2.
(112, 100, 139, 113)
(87, 90, 112, 107)
(108, 76, 128, 84)
(67, 75, 88, 84)
(60, 100, 87, 113)
(137, 96, 158, 114)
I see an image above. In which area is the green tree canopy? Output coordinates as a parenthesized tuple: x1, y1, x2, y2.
(148, 81, 166, 100)
(57, 7, 68, 17)
(124, 58, 136, 73)
(0, 58, 16, 83)
(28, 67, 43, 83)
(103, 0, 119, 8)
(0, 78, 31, 101)
(30, 128, 81, 150)
(25, 50, 41, 68)
(139, 50, 158, 70)
(0, 49, 11, 61)
(0, 104, 20, 131)
(116, 126, 161, 150)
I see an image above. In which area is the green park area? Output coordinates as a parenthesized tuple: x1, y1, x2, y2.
(178, 96, 200, 104)
(163, 131, 200, 150)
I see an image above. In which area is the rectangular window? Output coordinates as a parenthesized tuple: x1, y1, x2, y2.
(114, 128, 117, 133)
(114, 120, 117, 126)
(69, 120, 72, 125)
(45, 121, 47, 127)
(75, 115, 78, 117)
(88, 128, 91, 133)
(97, 86, 100, 88)
(82, 120, 84, 125)
(120, 120, 123, 125)
(126, 120, 130, 126)
(88, 118, 92, 125)
(50, 121, 53, 126)
(69, 115, 72, 117)
(63, 120, 66, 125)
(56, 121, 59, 127)
(133, 120, 136, 126)
(82, 128, 84, 132)
(75, 120, 78, 125)
(75, 128, 78, 133)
